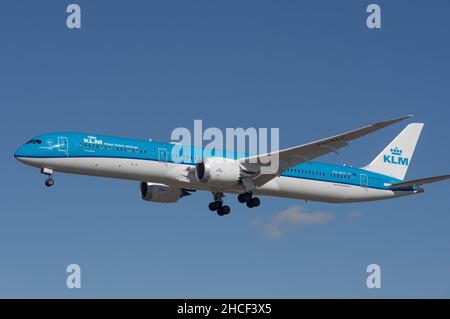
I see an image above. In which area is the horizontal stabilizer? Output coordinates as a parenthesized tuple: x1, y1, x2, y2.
(389, 174, 450, 189)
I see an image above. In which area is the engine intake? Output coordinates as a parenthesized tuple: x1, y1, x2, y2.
(195, 157, 242, 186)
(140, 182, 190, 203)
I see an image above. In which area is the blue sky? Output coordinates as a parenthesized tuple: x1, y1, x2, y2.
(0, 0, 449, 298)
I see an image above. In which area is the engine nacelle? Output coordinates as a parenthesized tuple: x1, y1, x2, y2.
(195, 157, 242, 186)
(140, 182, 185, 203)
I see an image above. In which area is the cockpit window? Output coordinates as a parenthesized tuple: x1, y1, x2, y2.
(33, 139, 42, 144)
(26, 139, 34, 144)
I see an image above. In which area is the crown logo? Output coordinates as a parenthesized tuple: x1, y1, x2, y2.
(390, 146, 403, 156)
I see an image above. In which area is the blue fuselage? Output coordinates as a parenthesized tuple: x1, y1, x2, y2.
(15, 132, 404, 192)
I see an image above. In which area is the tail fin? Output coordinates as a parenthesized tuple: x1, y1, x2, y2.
(362, 123, 424, 180)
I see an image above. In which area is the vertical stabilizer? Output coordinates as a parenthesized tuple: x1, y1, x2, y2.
(362, 123, 424, 180)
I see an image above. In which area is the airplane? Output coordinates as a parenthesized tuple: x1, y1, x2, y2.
(14, 115, 450, 216)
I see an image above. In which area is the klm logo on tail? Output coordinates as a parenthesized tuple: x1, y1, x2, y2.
(383, 146, 408, 166)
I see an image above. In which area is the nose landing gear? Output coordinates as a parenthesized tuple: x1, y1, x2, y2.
(41, 168, 54, 187)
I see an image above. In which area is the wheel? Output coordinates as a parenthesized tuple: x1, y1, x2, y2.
(208, 202, 217, 211)
(44, 178, 54, 187)
(246, 200, 254, 208)
(221, 205, 231, 215)
(209, 201, 222, 212)
(239, 193, 252, 203)
(250, 197, 260, 207)
(238, 193, 251, 203)
(217, 205, 230, 216)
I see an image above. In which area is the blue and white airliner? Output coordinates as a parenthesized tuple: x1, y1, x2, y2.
(14, 116, 449, 216)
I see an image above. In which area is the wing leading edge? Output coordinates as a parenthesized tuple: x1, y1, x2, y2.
(239, 115, 412, 188)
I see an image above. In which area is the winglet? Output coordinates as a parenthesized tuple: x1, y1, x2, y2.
(373, 115, 412, 127)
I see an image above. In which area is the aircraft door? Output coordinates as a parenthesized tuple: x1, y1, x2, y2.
(158, 148, 168, 162)
(58, 136, 69, 154)
(360, 174, 368, 188)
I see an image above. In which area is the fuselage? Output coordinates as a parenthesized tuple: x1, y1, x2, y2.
(14, 132, 420, 203)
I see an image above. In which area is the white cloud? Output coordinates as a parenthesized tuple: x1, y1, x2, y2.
(347, 211, 362, 220)
(254, 206, 335, 239)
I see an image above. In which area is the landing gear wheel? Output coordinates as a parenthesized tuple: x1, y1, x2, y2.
(246, 197, 260, 208)
(209, 201, 222, 212)
(250, 197, 260, 207)
(222, 205, 230, 215)
(238, 193, 247, 203)
(217, 205, 231, 216)
(45, 178, 54, 187)
(239, 193, 252, 203)
(208, 202, 217, 211)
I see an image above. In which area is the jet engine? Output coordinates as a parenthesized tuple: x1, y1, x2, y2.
(140, 182, 191, 203)
(195, 157, 244, 186)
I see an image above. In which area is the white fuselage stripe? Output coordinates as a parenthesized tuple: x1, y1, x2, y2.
(16, 156, 414, 203)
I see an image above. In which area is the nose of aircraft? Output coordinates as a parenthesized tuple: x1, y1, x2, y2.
(14, 144, 27, 162)
(15, 138, 48, 166)
(14, 145, 24, 158)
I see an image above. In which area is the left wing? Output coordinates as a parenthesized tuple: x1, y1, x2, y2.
(239, 115, 412, 188)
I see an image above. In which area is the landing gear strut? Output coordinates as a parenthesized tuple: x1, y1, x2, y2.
(208, 192, 231, 216)
(41, 168, 54, 187)
(238, 192, 260, 208)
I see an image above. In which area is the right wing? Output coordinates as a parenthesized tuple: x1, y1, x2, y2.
(239, 115, 412, 188)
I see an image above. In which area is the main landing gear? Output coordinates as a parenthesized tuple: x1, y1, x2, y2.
(208, 192, 231, 216)
(208, 192, 261, 216)
(238, 192, 260, 208)
(41, 168, 54, 187)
